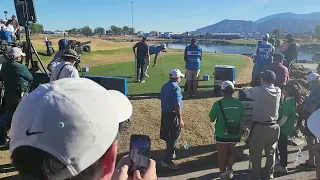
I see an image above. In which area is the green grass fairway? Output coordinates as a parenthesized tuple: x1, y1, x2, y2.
(82, 48, 131, 56)
(229, 39, 258, 45)
(87, 54, 247, 95)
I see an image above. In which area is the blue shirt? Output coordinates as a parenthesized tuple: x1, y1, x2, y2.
(0, 30, 12, 43)
(160, 80, 183, 112)
(149, 45, 162, 55)
(184, 44, 202, 70)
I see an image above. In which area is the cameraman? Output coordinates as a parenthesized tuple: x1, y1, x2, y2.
(0, 47, 33, 132)
(47, 38, 68, 72)
(50, 49, 80, 81)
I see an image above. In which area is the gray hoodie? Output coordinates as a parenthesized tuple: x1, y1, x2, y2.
(243, 84, 281, 122)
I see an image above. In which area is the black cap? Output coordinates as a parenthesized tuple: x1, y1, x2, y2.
(260, 70, 276, 83)
(272, 53, 284, 62)
(142, 37, 147, 41)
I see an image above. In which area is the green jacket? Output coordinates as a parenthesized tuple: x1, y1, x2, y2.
(0, 60, 33, 94)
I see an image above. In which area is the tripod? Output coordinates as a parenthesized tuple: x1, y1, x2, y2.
(22, 0, 49, 79)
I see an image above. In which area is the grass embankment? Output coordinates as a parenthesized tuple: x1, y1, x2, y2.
(87, 54, 246, 95)
(30, 37, 135, 66)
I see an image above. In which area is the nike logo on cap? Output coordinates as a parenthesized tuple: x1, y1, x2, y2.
(26, 130, 44, 136)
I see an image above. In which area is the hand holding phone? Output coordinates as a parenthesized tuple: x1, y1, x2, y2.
(129, 135, 151, 176)
(112, 155, 157, 180)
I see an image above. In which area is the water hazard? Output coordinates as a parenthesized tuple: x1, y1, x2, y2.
(167, 43, 314, 61)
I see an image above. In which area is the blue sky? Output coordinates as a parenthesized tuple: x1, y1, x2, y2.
(1, 0, 320, 32)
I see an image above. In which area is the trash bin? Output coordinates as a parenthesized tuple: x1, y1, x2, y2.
(213, 65, 236, 96)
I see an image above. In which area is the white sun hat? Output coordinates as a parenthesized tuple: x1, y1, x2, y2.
(9, 78, 132, 179)
(307, 109, 320, 139)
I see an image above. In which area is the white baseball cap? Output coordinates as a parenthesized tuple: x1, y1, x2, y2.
(265, 33, 270, 39)
(307, 109, 320, 138)
(307, 72, 320, 82)
(10, 78, 132, 179)
(0, 18, 7, 22)
(221, 81, 235, 90)
(11, 47, 26, 58)
(161, 43, 167, 49)
(169, 69, 185, 78)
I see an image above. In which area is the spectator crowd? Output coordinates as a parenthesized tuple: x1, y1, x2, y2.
(0, 15, 20, 42)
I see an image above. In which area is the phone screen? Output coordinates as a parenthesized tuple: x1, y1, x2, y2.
(129, 135, 150, 175)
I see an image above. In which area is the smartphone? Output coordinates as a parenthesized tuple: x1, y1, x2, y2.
(129, 134, 151, 176)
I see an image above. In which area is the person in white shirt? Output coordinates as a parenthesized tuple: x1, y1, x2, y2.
(50, 49, 80, 81)
(10, 15, 20, 40)
(47, 39, 68, 72)
(0, 19, 8, 31)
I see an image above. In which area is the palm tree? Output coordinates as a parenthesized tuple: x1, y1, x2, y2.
(4, 11, 8, 20)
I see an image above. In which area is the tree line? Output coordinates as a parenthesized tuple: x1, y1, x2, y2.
(66, 25, 135, 36)
(30, 23, 44, 34)
(20, 24, 136, 36)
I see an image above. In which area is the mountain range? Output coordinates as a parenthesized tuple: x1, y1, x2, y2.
(194, 12, 320, 34)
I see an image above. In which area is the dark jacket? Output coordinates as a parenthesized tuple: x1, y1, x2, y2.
(0, 60, 33, 94)
(133, 41, 149, 60)
(283, 42, 297, 62)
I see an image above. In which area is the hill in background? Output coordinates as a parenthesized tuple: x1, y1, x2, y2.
(193, 12, 320, 34)
(195, 20, 257, 34)
(255, 12, 320, 23)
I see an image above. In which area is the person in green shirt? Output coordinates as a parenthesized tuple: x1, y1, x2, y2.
(208, 81, 245, 179)
(0, 47, 33, 134)
(275, 84, 299, 173)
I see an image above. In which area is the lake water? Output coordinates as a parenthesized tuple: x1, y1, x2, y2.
(167, 43, 314, 61)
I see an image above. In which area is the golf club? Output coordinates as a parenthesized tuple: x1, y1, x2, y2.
(134, 56, 137, 81)
(159, 54, 164, 76)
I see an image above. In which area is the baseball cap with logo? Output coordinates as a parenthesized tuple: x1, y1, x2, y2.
(9, 78, 133, 179)
(11, 47, 26, 58)
(221, 81, 235, 90)
(169, 69, 185, 78)
(307, 72, 320, 82)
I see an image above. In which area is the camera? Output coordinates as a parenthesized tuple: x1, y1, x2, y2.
(65, 40, 91, 71)
(67, 40, 91, 55)
(0, 40, 24, 60)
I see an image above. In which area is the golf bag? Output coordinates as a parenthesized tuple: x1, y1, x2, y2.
(45, 40, 54, 56)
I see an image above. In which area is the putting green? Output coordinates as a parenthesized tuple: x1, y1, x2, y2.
(87, 54, 247, 95)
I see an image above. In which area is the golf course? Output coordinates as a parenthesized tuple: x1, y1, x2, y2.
(0, 35, 254, 179)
